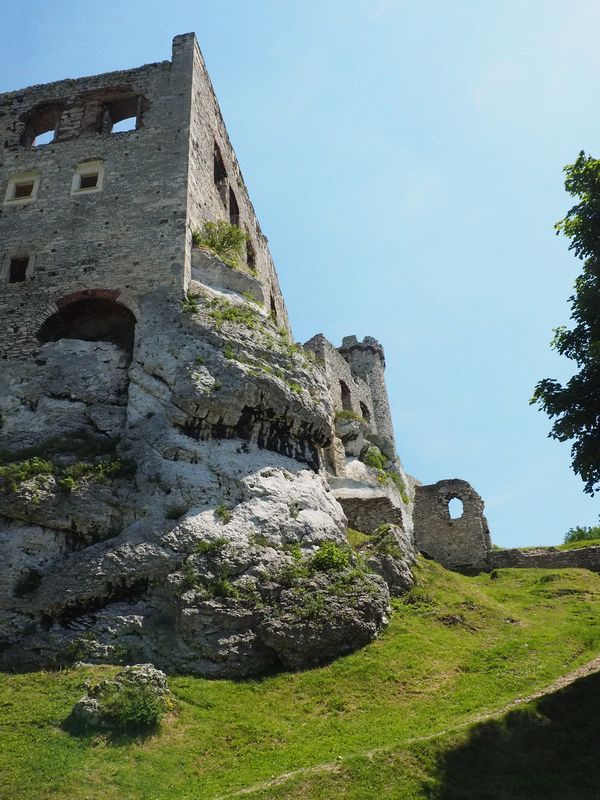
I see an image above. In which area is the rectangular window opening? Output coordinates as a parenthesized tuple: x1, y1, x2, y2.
(79, 173, 99, 190)
(14, 182, 34, 199)
(9, 257, 29, 283)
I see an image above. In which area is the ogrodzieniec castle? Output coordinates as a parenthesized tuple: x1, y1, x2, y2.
(1, 34, 597, 675)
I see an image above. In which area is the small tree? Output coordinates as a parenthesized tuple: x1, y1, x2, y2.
(531, 151, 600, 495)
(564, 525, 600, 545)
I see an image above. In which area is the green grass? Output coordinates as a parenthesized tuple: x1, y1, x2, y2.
(252, 668, 600, 799)
(4, 560, 600, 799)
(558, 537, 600, 550)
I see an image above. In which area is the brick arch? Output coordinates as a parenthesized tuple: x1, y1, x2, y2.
(36, 290, 137, 356)
(35, 289, 138, 330)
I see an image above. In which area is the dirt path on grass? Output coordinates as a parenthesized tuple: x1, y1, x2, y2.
(214, 654, 600, 799)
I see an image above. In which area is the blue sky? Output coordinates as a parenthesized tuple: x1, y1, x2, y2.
(2, 0, 600, 546)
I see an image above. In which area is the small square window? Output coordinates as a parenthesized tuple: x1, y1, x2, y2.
(13, 182, 34, 198)
(9, 258, 29, 283)
(71, 160, 104, 195)
(4, 173, 39, 204)
(79, 173, 98, 190)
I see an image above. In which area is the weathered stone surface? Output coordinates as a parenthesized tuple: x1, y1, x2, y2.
(257, 572, 390, 670)
(357, 524, 416, 596)
(329, 458, 413, 535)
(191, 248, 264, 304)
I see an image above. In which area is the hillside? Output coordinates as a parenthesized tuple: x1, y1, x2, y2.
(3, 558, 600, 798)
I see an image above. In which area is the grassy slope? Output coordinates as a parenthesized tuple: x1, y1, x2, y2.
(3, 559, 600, 799)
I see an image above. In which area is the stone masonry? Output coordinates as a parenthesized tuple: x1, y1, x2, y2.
(413, 479, 492, 572)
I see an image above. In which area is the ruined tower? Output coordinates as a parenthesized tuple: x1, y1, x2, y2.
(0, 33, 288, 362)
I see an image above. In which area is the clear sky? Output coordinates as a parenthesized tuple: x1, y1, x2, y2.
(2, 0, 599, 546)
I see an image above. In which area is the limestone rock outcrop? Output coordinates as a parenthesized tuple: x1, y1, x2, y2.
(0, 288, 409, 676)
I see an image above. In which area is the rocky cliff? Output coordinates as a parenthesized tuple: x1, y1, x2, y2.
(0, 280, 414, 676)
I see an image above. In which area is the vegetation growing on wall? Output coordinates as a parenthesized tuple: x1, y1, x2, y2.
(192, 221, 246, 270)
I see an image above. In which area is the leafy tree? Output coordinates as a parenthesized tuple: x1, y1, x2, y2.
(564, 525, 600, 545)
(531, 151, 600, 495)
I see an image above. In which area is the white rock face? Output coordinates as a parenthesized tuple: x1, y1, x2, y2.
(0, 290, 410, 676)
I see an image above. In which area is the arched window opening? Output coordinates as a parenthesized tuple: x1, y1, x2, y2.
(98, 95, 141, 134)
(37, 297, 136, 359)
(246, 236, 256, 270)
(359, 402, 371, 422)
(229, 187, 240, 227)
(448, 497, 464, 520)
(214, 143, 228, 204)
(340, 380, 352, 412)
(20, 103, 64, 148)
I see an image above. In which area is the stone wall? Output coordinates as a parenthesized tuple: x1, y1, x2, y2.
(491, 545, 600, 572)
(185, 35, 290, 331)
(413, 479, 491, 572)
(0, 37, 192, 358)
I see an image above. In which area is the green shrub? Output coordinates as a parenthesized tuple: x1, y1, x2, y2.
(181, 294, 199, 314)
(335, 409, 362, 423)
(360, 445, 387, 471)
(195, 537, 228, 555)
(386, 471, 410, 503)
(182, 560, 199, 588)
(0, 457, 53, 492)
(207, 574, 240, 599)
(102, 684, 166, 733)
(564, 525, 600, 544)
(192, 221, 246, 270)
(309, 541, 352, 573)
(57, 475, 76, 493)
(289, 588, 327, 620)
(58, 458, 124, 492)
(215, 504, 232, 524)
(207, 297, 259, 330)
(346, 528, 372, 549)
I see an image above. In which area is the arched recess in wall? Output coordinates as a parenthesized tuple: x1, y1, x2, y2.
(340, 380, 352, 412)
(37, 296, 136, 362)
(20, 102, 64, 147)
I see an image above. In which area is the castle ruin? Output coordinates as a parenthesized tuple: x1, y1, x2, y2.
(0, 33, 519, 676)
